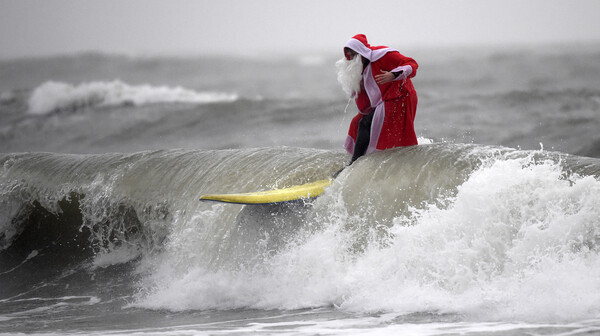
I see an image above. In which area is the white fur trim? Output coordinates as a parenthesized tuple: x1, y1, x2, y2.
(391, 65, 412, 80)
(363, 64, 381, 107)
(345, 38, 372, 59)
(345, 38, 395, 62)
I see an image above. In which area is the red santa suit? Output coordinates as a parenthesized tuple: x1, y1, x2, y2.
(343, 34, 419, 156)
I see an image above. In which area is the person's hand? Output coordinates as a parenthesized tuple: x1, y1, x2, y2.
(375, 70, 396, 85)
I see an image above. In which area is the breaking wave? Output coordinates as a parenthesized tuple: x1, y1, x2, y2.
(27, 80, 239, 114)
(2, 144, 600, 322)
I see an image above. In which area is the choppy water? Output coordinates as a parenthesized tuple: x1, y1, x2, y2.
(1, 44, 600, 335)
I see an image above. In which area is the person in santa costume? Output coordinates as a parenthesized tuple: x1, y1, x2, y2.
(336, 34, 419, 164)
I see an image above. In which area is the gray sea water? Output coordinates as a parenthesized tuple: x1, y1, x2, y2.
(1, 44, 600, 335)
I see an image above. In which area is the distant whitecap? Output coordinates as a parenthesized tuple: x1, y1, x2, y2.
(27, 80, 238, 115)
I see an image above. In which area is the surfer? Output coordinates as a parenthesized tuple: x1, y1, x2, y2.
(336, 34, 419, 164)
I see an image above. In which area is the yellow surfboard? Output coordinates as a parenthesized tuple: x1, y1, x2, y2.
(199, 179, 333, 205)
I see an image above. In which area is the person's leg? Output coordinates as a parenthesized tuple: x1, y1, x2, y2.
(350, 110, 375, 164)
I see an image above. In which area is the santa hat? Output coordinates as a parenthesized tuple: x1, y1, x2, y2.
(344, 34, 391, 62)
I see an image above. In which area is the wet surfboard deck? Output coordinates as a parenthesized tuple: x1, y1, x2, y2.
(199, 179, 333, 205)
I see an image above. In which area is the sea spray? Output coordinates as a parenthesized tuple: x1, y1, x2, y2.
(337, 155, 600, 320)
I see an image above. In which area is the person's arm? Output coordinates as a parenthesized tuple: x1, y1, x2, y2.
(388, 51, 418, 78)
(375, 51, 418, 84)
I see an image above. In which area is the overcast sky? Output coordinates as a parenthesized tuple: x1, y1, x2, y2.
(1, 0, 600, 59)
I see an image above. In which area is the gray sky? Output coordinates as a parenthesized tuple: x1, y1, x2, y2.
(2, 0, 600, 59)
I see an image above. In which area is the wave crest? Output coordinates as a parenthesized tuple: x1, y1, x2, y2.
(27, 80, 238, 115)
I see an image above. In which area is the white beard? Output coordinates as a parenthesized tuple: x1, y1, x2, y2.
(335, 56, 363, 97)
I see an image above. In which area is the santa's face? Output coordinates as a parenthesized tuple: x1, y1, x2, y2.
(344, 47, 358, 60)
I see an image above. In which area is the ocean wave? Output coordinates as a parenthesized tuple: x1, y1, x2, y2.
(2, 145, 600, 322)
(27, 80, 239, 115)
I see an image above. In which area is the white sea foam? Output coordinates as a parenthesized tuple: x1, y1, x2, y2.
(137, 155, 600, 322)
(417, 136, 434, 145)
(27, 80, 238, 115)
(336, 157, 600, 321)
(91, 245, 142, 269)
